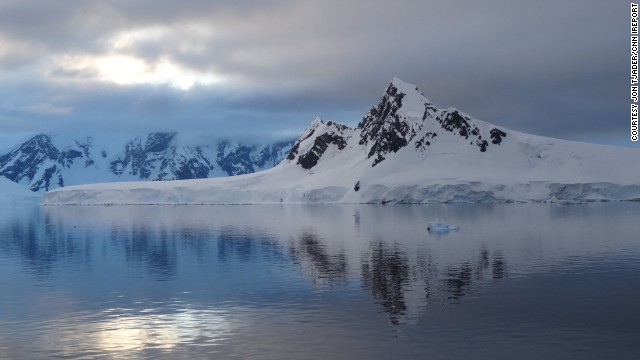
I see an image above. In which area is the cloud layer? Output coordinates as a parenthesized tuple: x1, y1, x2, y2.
(0, 0, 634, 146)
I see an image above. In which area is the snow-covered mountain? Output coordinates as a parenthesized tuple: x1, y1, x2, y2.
(0, 133, 293, 192)
(44, 78, 640, 204)
(0, 176, 40, 203)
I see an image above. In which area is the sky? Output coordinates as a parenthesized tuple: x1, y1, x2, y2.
(0, 0, 636, 147)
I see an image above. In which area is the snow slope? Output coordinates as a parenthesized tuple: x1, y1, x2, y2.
(44, 78, 640, 205)
(0, 177, 41, 203)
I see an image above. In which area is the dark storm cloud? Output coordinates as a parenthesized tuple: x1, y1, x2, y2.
(0, 0, 634, 146)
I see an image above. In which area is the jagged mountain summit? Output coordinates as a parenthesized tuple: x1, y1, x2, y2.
(45, 78, 640, 204)
(287, 77, 508, 171)
(0, 133, 293, 192)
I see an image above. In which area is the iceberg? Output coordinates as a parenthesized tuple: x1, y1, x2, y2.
(427, 220, 460, 232)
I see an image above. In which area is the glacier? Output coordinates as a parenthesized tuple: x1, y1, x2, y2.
(43, 78, 640, 205)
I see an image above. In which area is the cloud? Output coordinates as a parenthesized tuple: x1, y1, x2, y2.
(2, 102, 74, 116)
(21, 103, 74, 116)
(49, 53, 221, 90)
(0, 0, 635, 147)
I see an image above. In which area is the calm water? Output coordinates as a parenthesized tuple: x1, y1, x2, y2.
(0, 203, 639, 359)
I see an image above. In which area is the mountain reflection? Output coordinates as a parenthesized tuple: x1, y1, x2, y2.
(217, 229, 254, 262)
(289, 231, 347, 286)
(110, 224, 178, 280)
(442, 263, 473, 300)
(0, 206, 91, 276)
(439, 249, 507, 302)
(492, 251, 506, 279)
(0, 205, 516, 326)
(361, 242, 509, 322)
(361, 242, 410, 324)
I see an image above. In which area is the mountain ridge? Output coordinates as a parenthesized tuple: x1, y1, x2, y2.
(44, 78, 640, 204)
(1, 133, 293, 192)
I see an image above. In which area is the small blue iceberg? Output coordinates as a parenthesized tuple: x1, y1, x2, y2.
(427, 219, 460, 233)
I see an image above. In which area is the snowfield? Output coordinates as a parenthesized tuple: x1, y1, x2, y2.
(43, 78, 640, 205)
(0, 177, 41, 203)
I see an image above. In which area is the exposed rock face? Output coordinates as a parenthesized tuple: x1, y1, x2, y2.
(0, 133, 294, 192)
(0, 135, 65, 191)
(490, 128, 507, 145)
(285, 117, 353, 170)
(298, 133, 348, 170)
(439, 110, 479, 139)
(286, 77, 509, 170)
(358, 83, 410, 164)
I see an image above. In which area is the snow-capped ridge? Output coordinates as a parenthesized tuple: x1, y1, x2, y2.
(288, 77, 509, 170)
(43, 78, 640, 205)
(285, 117, 354, 170)
(0, 133, 294, 192)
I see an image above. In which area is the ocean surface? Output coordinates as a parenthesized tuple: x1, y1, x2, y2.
(0, 203, 639, 359)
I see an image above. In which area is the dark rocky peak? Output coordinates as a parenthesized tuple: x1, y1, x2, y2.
(0, 134, 63, 191)
(286, 117, 324, 162)
(145, 132, 176, 153)
(286, 117, 353, 161)
(286, 117, 352, 169)
(15, 134, 59, 158)
(357, 81, 406, 136)
(0, 134, 57, 173)
(297, 117, 325, 143)
(357, 78, 430, 166)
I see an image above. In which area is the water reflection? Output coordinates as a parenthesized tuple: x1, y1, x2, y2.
(440, 248, 507, 301)
(0, 206, 89, 277)
(361, 242, 410, 324)
(492, 251, 506, 279)
(125, 224, 178, 280)
(28, 306, 238, 359)
(0, 203, 639, 359)
(0, 204, 627, 320)
(217, 228, 262, 263)
(290, 231, 347, 286)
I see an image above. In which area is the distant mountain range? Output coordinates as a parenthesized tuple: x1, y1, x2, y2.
(45, 77, 640, 204)
(0, 133, 293, 192)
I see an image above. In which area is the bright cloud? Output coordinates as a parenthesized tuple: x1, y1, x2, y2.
(43, 23, 223, 90)
(50, 53, 222, 90)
